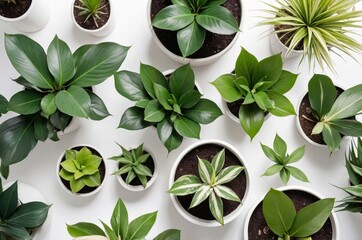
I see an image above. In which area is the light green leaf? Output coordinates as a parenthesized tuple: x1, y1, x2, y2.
(280, 168, 290, 185)
(267, 92, 296, 116)
(134, 164, 153, 177)
(101, 221, 118, 240)
(286, 166, 309, 183)
(189, 185, 212, 208)
(286, 146, 305, 164)
(126, 212, 157, 240)
(66, 222, 105, 237)
(154, 229, 180, 240)
(253, 91, 274, 111)
(215, 165, 244, 185)
(70, 178, 86, 193)
(262, 164, 283, 176)
(260, 143, 279, 163)
(273, 134, 287, 159)
(82, 172, 101, 187)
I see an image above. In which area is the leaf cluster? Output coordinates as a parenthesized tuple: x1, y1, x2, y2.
(169, 148, 244, 225)
(0, 182, 51, 240)
(110, 144, 153, 188)
(75, 0, 108, 28)
(152, 0, 239, 57)
(59, 147, 102, 193)
(261, 0, 362, 72)
(212, 48, 297, 140)
(263, 188, 334, 239)
(306, 74, 362, 152)
(115, 63, 222, 152)
(261, 134, 308, 185)
(67, 198, 180, 240)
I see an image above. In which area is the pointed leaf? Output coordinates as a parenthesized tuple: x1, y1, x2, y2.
(7, 202, 50, 228)
(111, 199, 128, 240)
(144, 100, 166, 123)
(279, 168, 290, 185)
(209, 191, 224, 225)
(211, 74, 242, 102)
(154, 229, 181, 240)
(211, 149, 225, 175)
(87, 91, 111, 121)
(41, 93, 57, 117)
(114, 70, 148, 101)
(239, 103, 265, 140)
(8, 90, 43, 115)
(215, 165, 244, 185)
(0, 182, 18, 219)
(214, 185, 240, 202)
(169, 175, 202, 195)
(235, 48, 258, 80)
(67, 223, 105, 237)
(34, 115, 49, 141)
(269, 70, 298, 94)
(253, 91, 274, 111)
(198, 158, 213, 183)
(262, 164, 283, 176)
(177, 21, 206, 57)
(119, 107, 153, 130)
(184, 99, 222, 124)
(286, 146, 305, 164)
(101, 221, 118, 240)
(0, 224, 31, 240)
(140, 63, 168, 98)
(196, 6, 239, 34)
(127, 212, 157, 240)
(178, 89, 201, 109)
(174, 116, 200, 139)
(267, 92, 296, 116)
(260, 143, 279, 163)
(286, 166, 309, 183)
(154, 84, 172, 110)
(82, 172, 101, 187)
(55, 86, 91, 118)
(164, 129, 183, 153)
(322, 124, 342, 152)
(273, 134, 287, 159)
(152, 5, 194, 31)
(170, 64, 195, 99)
(252, 54, 282, 87)
(190, 185, 212, 208)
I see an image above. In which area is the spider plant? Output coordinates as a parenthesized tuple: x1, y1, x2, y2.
(74, 0, 108, 28)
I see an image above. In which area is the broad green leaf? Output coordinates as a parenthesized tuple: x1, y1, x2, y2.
(157, 118, 173, 145)
(198, 158, 213, 183)
(82, 172, 101, 187)
(252, 54, 282, 87)
(169, 175, 202, 195)
(114, 71, 149, 101)
(269, 70, 298, 94)
(101, 221, 118, 240)
(262, 164, 283, 176)
(174, 116, 200, 138)
(154, 229, 181, 240)
(239, 103, 265, 140)
(177, 21, 206, 57)
(41, 93, 57, 117)
(170, 64, 195, 99)
(196, 6, 239, 34)
(34, 116, 48, 141)
(286, 146, 305, 164)
(211, 148, 225, 175)
(8, 90, 43, 115)
(322, 124, 342, 152)
(286, 166, 309, 182)
(209, 191, 224, 225)
(126, 212, 157, 240)
(49, 110, 72, 132)
(140, 63, 168, 98)
(330, 119, 362, 137)
(214, 185, 240, 202)
(111, 199, 128, 239)
(171, 0, 189, 7)
(87, 91, 111, 121)
(260, 143, 279, 163)
(154, 84, 172, 110)
(190, 185, 212, 208)
(204, 0, 226, 7)
(70, 178, 86, 193)
(235, 48, 258, 80)
(178, 89, 201, 109)
(215, 166, 244, 185)
(59, 169, 73, 181)
(152, 5, 194, 31)
(253, 91, 274, 111)
(273, 134, 287, 159)
(0, 182, 18, 219)
(67, 222, 105, 237)
(267, 92, 296, 116)
(73, 44, 93, 67)
(280, 168, 290, 185)
(211, 74, 242, 102)
(164, 129, 183, 153)
(61, 160, 77, 173)
(119, 107, 153, 130)
(55, 86, 91, 118)
(0, 94, 8, 116)
(144, 100, 166, 122)
(234, 76, 250, 96)
(184, 99, 222, 124)
(7, 202, 50, 228)
(0, 224, 31, 240)
(136, 99, 151, 109)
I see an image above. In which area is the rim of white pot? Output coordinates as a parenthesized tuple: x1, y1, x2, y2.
(147, 0, 245, 67)
(116, 145, 158, 192)
(0, 0, 36, 21)
(169, 139, 250, 227)
(269, 25, 304, 59)
(57, 144, 107, 197)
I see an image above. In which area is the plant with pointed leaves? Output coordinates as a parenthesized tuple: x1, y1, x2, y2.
(263, 188, 334, 240)
(261, 134, 308, 185)
(0, 182, 51, 240)
(0, 0, 16, 4)
(74, 0, 108, 28)
(67, 198, 180, 240)
(0, 34, 128, 175)
(115, 63, 222, 153)
(0, 94, 7, 118)
(152, 0, 239, 57)
(212, 48, 297, 140)
(169, 148, 244, 225)
(301, 74, 362, 152)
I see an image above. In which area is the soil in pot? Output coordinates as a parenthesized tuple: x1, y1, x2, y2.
(73, 0, 110, 30)
(248, 190, 333, 240)
(150, 0, 242, 58)
(59, 146, 106, 194)
(0, 0, 31, 18)
(174, 144, 247, 220)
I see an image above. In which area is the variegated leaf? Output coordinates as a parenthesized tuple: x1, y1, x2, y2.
(214, 185, 240, 202)
(215, 166, 244, 185)
(211, 148, 225, 175)
(198, 158, 214, 184)
(168, 175, 202, 196)
(189, 185, 212, 208)
(209, 191, 224, 225)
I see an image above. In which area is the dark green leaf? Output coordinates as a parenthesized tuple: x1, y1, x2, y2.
(164, 129, 183, 153)
(322, 124, 342, 152)
(154, 229, 181, 240)
(34, 116, 48, 141)
(157, 118, 173, 145)
(211, 74, 242, 102)
(171, 0, 189, 7)
(0, 224, 31, 240)
(184, 99, 222, 124)
(12, 76, 39, 90)
(286, 166, 309, 183)
(144, 100, 165, 122)
(55, 86, 91, 118)
(252, 53, 282, 87)
(7, 202, 50, 228)
(177, 21, 206, 57)
(140, 63, 168, 98)
(73, 44, 93, 67)
(174, 116, 200, 138)
(154, 84, 172, 110)
(235, 48, 258, 81)
(239, 103, 264, 140)
(169, 64, 195, 99)
(269, 70, 298, 94)
(41, 93, 57, 117)
(152, 5, 194, 31)
(49, 111, 71, 132)
(119, 107, 153, 130)
(111, 199, 128, 239)
(0, 94, 8, 116)
(196, 6, 239, 34)
(87, 91, 111, 121)
(114, 71, 149, 101)
(126, 212, 157, 240)
(267, 92, 296, 116)
(204, 0, 226, 7)
(8, 90, 43, 115)
(0, 182, 18, 219)
(66, 222, 105, 237)
(178, 89, 201, 109)
(330, 119, 362, 137)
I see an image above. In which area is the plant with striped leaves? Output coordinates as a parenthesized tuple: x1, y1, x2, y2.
(169, 148, 244, 225)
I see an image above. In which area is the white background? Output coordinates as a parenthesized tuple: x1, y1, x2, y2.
(1, 0, 362, 239)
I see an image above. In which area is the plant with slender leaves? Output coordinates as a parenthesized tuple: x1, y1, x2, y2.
(67, 198, 180, 240)
(261, 134, 308, 185)
(0, 94, 7, 118)
(0, 0, 16, 4)
(115, 63, 222, 152)
(74, 0, 108, 28)
(110, 144, 153, 188)
(261, 0, 362, 72)
(263, 188, 334, 240)
(152, 0, 239, 57)
(169, 148, 244, 225)
(59, 147, 103, 193)
(212, 48, 297, 140)
(302, 74, 362, 152)
(0, 182, 51, 240)
(0, 34, 128, 176)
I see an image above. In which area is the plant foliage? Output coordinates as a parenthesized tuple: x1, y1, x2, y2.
(0, 94, 7, 117)
(75, 0, 108, 28)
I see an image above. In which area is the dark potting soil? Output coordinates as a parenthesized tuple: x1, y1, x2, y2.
(73, 0, 110, 30)
(174, 144, 247, 220)
(0, 0, 31, 18)
(248, 190, 333, 240)
(60, 146, 106, 194)
(275, 24, 303, 51)
(150, 0, 242, 58)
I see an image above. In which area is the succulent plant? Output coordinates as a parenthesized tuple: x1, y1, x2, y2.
(75, 0, 108, 27)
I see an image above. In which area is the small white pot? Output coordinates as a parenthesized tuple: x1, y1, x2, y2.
(115, 145, 158, 192)
(243, 185, 339, 240)
(57, 145, 107, 197)
(71, 0, 116, 37)
(269, 26, 303, 59)
(147, 0, 245, 66)
(0, 0, 50, 32)
(169, 139, 250, 227)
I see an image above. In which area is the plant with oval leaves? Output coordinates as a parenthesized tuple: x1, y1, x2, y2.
(211, 48, 297, 140)
(263, 188, 334, 240)
(114, 63, 222, 153)
(169, 148, 244, 225)
(74, 0, 108, 28)
(152, 0, 239, 57)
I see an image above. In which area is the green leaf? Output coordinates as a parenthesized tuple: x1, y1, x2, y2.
(49, 110, 72, 132)
(196, 6, 239, 34)
(144, 100, 166, 123)
(134, 164, 153, 177)
(41, 93, 57, 117)
(119, 107, 153, 130)
(111, 199, 128, 240)
(211, 74, 242, 102)
(262, 164, 283, 176)
(163, 129, 183, 153)
(211, 148, 225, 175)
(235, 48, 258, 80)
(239, 103, 265, 140)
(0, 182, 18, 219)
(322, 124, 342, 152)
(286, 166, 309, 183)
(126, 212, 157, 240)
(154, 229, 181, 240)
(286, 146, 305, 164)
(136, 99, 151, 109)
(67, 222, 105, 237)
(171, 0, 189, 7)
(0, 94, 8, 116)
(154, 84, 172, 110)
(61, 160, 78, 173)
(260, 143, 279, 163)
(215, 165, 244, 185)
(87, 91, 111, 121)
(59, 169, 73, 181)
(209, 191, 224, 225)
(8, 90, 43, 115)
(7, 202, 50, 228)
(70, 178, 86, 193)
(55, 86, 91, 118)
(330, 119, 362, 137)
(73, 44, 93, 67)
(0, 224, 31, 240)
(169, 64, 195, 99)
(177, 21, 206, 57)
(252, 53, 282, 87)
(343, 185, 362, 197)
(152, 5, 194, 31)
(82, 172, 101, 187)
(198, 158, 213, 183)
(5, 34, 54, 89)
(157, 118, 173, 145)
(190, 185, 212, 208)
(126, 170, 137, 184)
(114, 71, 149, 101)
(169, 175, 202, 196)
(269, 70, 298, 94)
(174, 116, 200, 138)
(34, 116, 48, 141)
(267, 92, 296, 116)
(204, 0, 226, 7)
(253, 91, 274, 111)
(214, 185, 240, 202)
(113, 165, 132, 176)
(12, 76, 39, 90)
(273, 134, 287, 159)
(178, 89, 201, 109)
(280, 168, 290, 185)
(140, 64, 168, 98)
(184, 99, 222, 124)
(101, 221, 118, 240)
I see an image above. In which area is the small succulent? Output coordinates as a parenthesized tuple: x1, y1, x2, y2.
(0, 94, 7, 117)
(169, 148, 244, 225)
(110, 144, 153, 188)
(59, 147, 102, 193)
(263, 188, 334, 240)
(67, 198, 180, 240)
(75, 0, 108, 27)
(152, 0, 239, 57)
(261, 134, 308, 185)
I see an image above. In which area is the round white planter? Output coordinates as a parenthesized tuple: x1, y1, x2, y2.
(71, 0, 116, 37)
(57, 145, 107, 197)
(269, 26, 303, 59)
(0, 0, 50, 32)
(147, 0, 245, 66)
(169, 139, 250, 227)
(243, 185, 339, 240)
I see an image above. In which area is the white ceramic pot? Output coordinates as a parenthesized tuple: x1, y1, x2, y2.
(243, 185, 339, 240)
(57, 145, 107, 197)
(116, 145, 158, 192)
(147, 0, 245, 66)
(169, 139, 250, 227)
(0, 0, 50, 32)
(269, 26, 303, 59)
(73, 236, 108, 240)
(71, 0, 116, 37)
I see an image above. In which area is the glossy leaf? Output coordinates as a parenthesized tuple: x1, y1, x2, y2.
(286, 166, 309, 183)
(154, 229, 181, 240)
(164, 129, 183, 153)
(140, 64, 168, 98)
(322, 124, 342, 152)
(126, 212, 157, 240)
(55, 86, 91, 118)
(67, 222, 105, 237)
(269, 70, 298, 94)
(0, 94, 8, 116)
(101, 221, 118, 240)
(260, 143, 280, 163)
(111, 199, 128, 239)
(169, 175, 202, 195)
(0, 182, 18, 219)
(178, 89, 201, 109)
(174, 116, 200, 138)
(169, 64, 195, 99)
(211, 148, 225, 175)
(34, 116, 48, 141)
(286, 146, 305, 164)
(239, 103, 265, 140)
(252, 54, 282, 87)
(253, 91, 273, 111)
(190, 185, 212, 208)
(119, 107, 152, 130)
(262, 164, 283, 176)
(268, 92, 296, 116)
(49, 110, 72, 132)
(152, 5, 194, 31)
(184, 99, 222, 124)
(7, 202, 50, 228)
(144, 100, 165, 122)
(8, 90, 43, 115)
(41, 93, 57, 117)
(273, 134, 287, 159)
(0, 224, 31, 240)
(177, 21, 206, 57)
(87, 91, 111, 121)
(171, 0, 189, 7)
(211, 74, 242, 102)
(73, 44, 93, 67)
(198, 158, 213, 183)
(209, 191, 224, 225)
(235, 48, 258, 80)
(154, 84, 172, 110)
(215, 165, 243, 185)
(196, 6, 239, 34)
(114, 71, 148, 101)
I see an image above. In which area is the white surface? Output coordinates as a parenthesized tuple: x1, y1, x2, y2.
(0, 0, 362, 239)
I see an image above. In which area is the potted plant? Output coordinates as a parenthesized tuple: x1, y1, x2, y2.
(168, 139, 249, 227)
(57, 145, 107, 197)
(67, 198, 180, 240)
(147, 0, 244, 66)
(296, 74, 362, 152)
(110, 143, 158, 191)
(0, 0, 50, 32)
(211, 48, 297, 140)
(0, 34, 129, 176)
(114, 63, 222, 153)
(71, 0, 116, 37)
(244, 186, 339, 239)
(261, 0, 362, 71)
